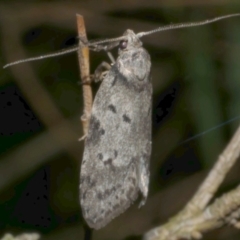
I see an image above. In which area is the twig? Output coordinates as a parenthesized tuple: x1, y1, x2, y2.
(144, 185, 240, 240)
(76, 14, 92, 138)
(144, 124, 240, 240)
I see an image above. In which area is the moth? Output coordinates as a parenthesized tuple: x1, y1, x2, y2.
(3, 13, 240, 230)
(80, 29, 152, 229)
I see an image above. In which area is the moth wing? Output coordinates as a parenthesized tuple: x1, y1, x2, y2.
(80, 48, 152, 229)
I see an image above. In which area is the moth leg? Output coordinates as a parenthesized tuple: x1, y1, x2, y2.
(78, 65, 110, 85)
(93, 61, 112, 82)
(106, 51, 115, 64)
(93, 50, 116, 82)
(78, 134, 87, 142)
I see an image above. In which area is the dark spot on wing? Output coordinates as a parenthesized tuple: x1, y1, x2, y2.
(104, 158, 116, 172)
(108, 104, 117, 113)
(114, 150, 118, 158)
(104, 158, 113, 165)
(91, 115, 100, 130)
(97, 192, 103, 200)
(105, 189, 110, 197)
(123, 114, 131, 123)
(87, 115, 105, 145)
(97, 153, 103, 160)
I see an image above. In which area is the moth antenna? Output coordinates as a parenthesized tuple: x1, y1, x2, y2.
(3, 45, 79, 69)
(137, 13, 240, 38)
(87, 36, 126, 47)
(4, 13, 240, 68)
(87, 13, 240, 47)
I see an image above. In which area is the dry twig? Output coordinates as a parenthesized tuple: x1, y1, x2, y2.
(76, 14, 92, 139)
(144, 124, 240, 240)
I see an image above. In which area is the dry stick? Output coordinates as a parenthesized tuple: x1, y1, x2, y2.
(190, 185, 240, 236)
(144, 185, 240, 240)
(76, 14, 92, 139)
(76, 14, 93, 240)
(144, 124, 240, 240)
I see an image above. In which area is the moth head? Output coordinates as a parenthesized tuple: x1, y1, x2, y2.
(119, 29, 142, 52)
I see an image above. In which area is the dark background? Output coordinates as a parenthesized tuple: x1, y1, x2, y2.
(1, 0, 240, 239)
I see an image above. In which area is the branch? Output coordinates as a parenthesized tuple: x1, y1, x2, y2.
(145, 185, 240, 240)
(76, 14, 92, 138)
(144, 123, 240, 240)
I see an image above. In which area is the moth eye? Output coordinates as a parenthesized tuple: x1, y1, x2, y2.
(119, 40, 128, 50)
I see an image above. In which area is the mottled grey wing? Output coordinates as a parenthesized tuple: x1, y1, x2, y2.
(80, 46, 152, 229)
